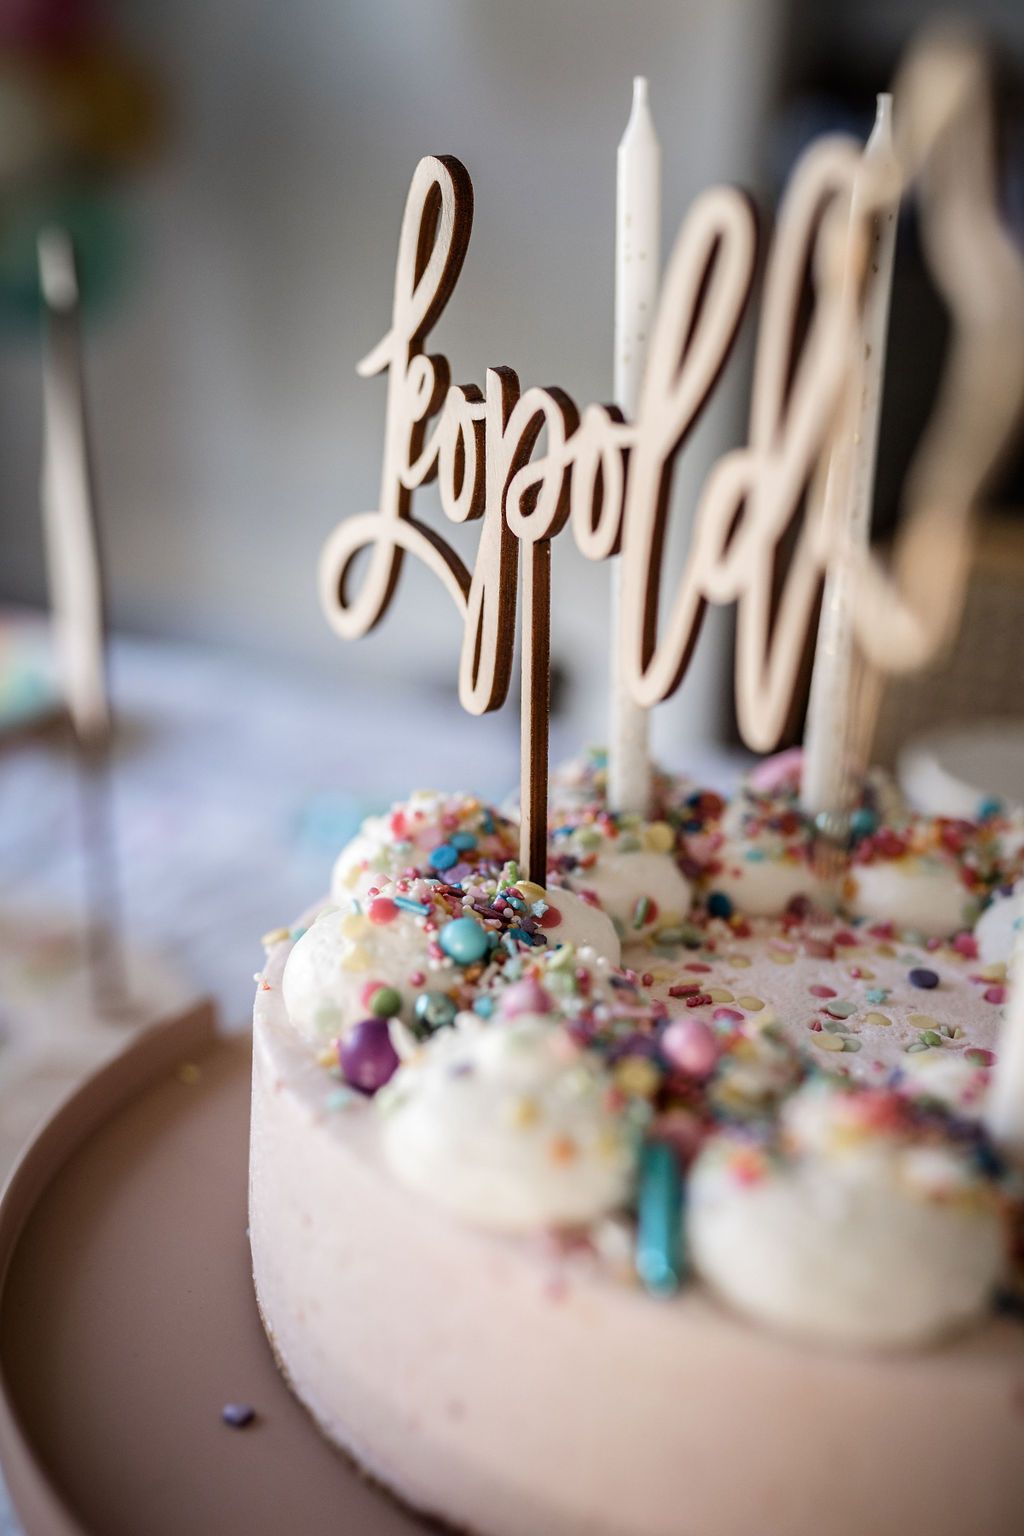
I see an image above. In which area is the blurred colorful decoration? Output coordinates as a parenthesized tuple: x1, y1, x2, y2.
(0, 0, 163, 330)
(0, 607, 61, 736)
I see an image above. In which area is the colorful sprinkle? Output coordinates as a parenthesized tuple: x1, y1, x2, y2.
(635, 1140, 684, 1295)
(439, 917, 491, 965)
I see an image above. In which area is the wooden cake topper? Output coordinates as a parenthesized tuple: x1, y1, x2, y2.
(320, 28, 1024, 884)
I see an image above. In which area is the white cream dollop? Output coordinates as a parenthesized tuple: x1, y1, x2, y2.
(688, 1081, 1005, 1347)
(559, 848, 691, 940)
(707, 850, 827, 918)
(845, 858, 978, 939)
(540, 886, 622, 965)
(381, 1015, 635, 1232)
(975, 883, 1020, 967)
(331, 789, 515, 904)
(282, 897, 459, 1047)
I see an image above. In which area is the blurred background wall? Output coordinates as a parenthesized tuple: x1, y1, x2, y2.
(1, 0, 1023, 756)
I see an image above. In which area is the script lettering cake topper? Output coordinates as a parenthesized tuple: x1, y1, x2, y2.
(320, 27, 1024, 884)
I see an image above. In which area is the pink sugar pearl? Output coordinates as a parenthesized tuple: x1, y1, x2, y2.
(661, 1017, 719, 1080)
(500, 977, 554, 1017)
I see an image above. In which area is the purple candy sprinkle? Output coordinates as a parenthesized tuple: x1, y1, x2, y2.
(339, 1018, 400, 1094)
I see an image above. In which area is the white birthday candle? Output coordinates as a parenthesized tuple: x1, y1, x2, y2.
(39, 227, 110, 746)
(802, 95, 900, 819)
(609, 76, 659, 817)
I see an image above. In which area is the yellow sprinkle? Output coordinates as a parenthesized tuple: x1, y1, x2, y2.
(316, 1046, 337, 1068)
(768, 951, 795, 966)
(517, 880, 548, 903)
(908, 1013, 939, 1029)
(261, 925, 291, 949)
(980, 962, 1007, 982)
(596, 1126, 623, 1158)
(737, 995, 765, 1012)
(853, 967, 875, 981)
(341, 912, 370, 939)
(875, 943, 896, 958)
(707, 987, 734, 1004)
(812, 1033, 846, 1052)
(614, 1057, 662, 1098)
(642, 821, 675, 854)
(864, 1011, 892, 1027)
(728, 955, 752, 969)
(507, 1095, 540, 1128)
(343, 865, 362, 889)
(342, 943, 372, 972)
(176, 1062, 201, 1085)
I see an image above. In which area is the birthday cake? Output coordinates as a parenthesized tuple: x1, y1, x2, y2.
(249, 26, 1024, 1536)
(249, 759, 1024, 1536)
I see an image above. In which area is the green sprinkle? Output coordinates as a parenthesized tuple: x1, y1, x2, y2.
(841, 1037, 862, 1052)
(920, 1030, 944, 1048)
(370, 986, 402, 1019)
(632, 896, 652, 930)
(905, 1041, 929, 1054)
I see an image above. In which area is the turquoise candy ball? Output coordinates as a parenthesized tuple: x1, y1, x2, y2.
(439, 916, 490, 965)
(412, 990, 458, 1038)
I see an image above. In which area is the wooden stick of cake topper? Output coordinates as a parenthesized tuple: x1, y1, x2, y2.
(801, 94, 900, 827)
(38, 227, 129, 1015)
(609, 77, 659, 817)
(319, 27, 1024, 898)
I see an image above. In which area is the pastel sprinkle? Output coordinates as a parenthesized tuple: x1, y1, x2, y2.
(908, 967, 939, 990)
(864, 1011, 891, 1027)
(439, 918, 490, 965)
(965, 1047, 996, 1067)
(736, 996, 765, 1012)
(394, 896, 431, 916)
(984, 985, 1006, 1005)
(808, 984, 836, 999)
(823, 1000, 856, 1019)
(813, 1034, 845, 1052)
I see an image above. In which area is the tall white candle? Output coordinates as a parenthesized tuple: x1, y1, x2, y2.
(802, 95, 899, 819)
(609, 76, 659, 816)
(39, 227, 110, 747)
(986, 900, 1024, 1155)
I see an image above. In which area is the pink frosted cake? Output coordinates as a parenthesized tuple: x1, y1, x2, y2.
(249, 763, 1024, 1536)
